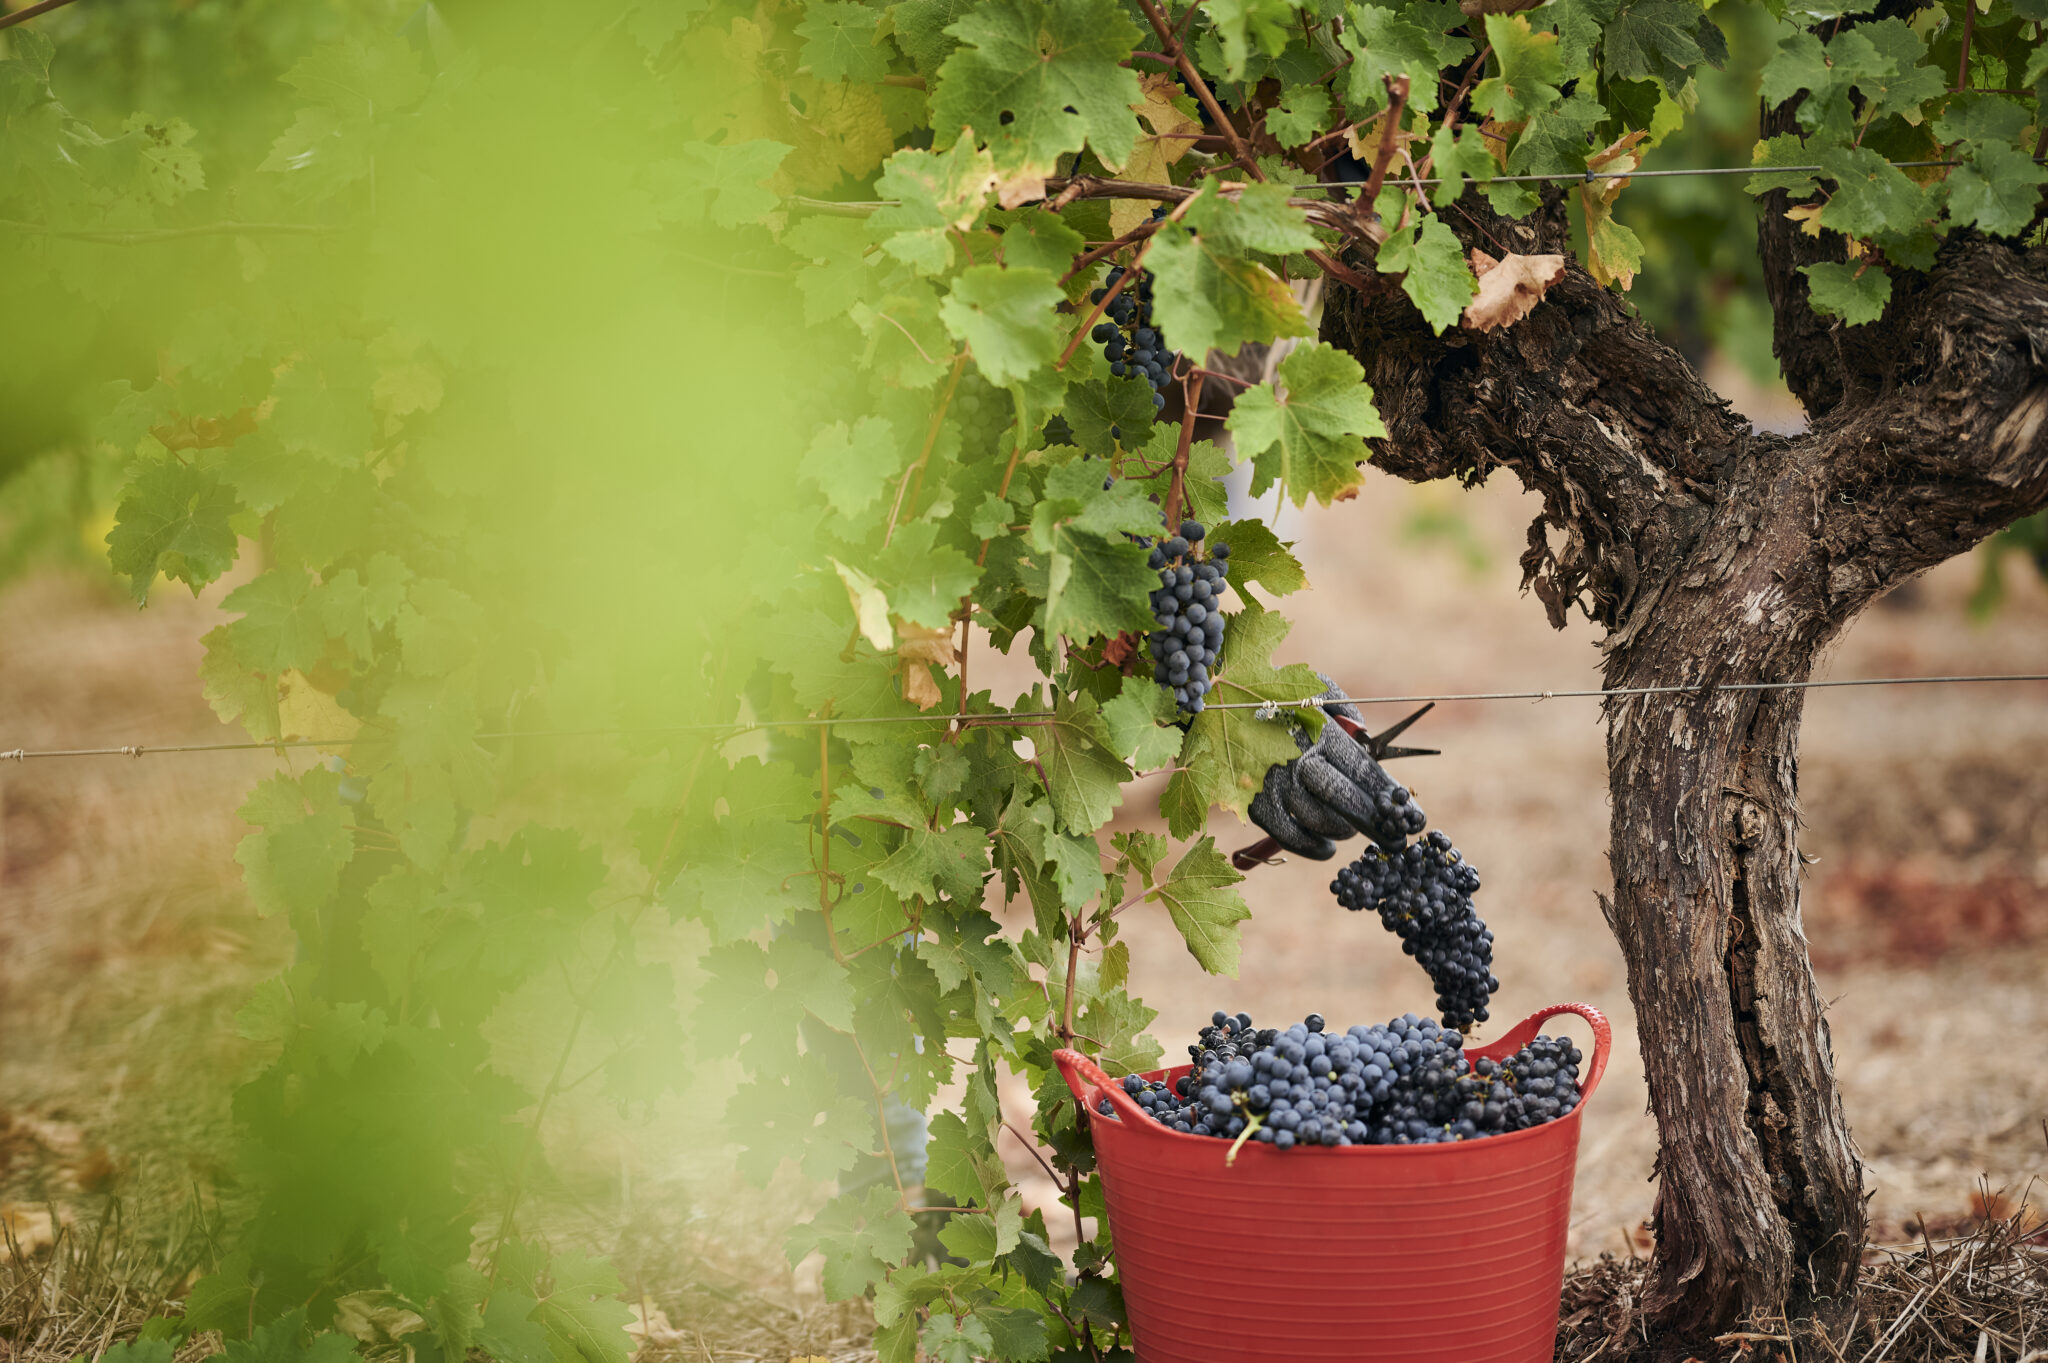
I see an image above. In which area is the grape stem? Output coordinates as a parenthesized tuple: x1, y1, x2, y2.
(1224, 1112, 1264, 1165)
(1360, 74, 1412, 208)
(1162, 369, 1207, 530)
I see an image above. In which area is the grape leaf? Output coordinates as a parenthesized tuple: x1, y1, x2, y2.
(1816, 144, 1931, 241)
(1947, 142, 2048, 238)
(106, 458, 240, 602)
(1745, 132, 1820, 197)
(1378, 215, 1478, 331)
(1473, 16, 1563, 123)
(1208, 519, 1307, 597)
(1229, 343, 1384, 506)
(1341, 6, 1451, 117)
(531, 1253, 635, 1363)
(870, 520, 982, 629)
(803, 416, 906, 516)
(1206, 0, 1299, 78)
(649, 141, 794, 228)
(784, 1186, 918, 1301)
(1114, 72, 1203, 235)
(1145, 836, 1251, 974)
(1032, 693, 1131, 833)
(796, 1, 895, 82)
(931, 0, 1144, 183)
(1801, 262, 1890, 325)
(921, 1312, 998, 1363)
(874, 141, 999, 274)
(1264, 85, 1332, 146)
(1100, 675, 1185, 770)
(940, 266, 1063, 385)
(1146, 187, 1316, 357)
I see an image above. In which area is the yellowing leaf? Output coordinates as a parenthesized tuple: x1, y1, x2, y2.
(277, 670, 361, 749)
(832, 557, 894, 649)
(1578, 130, 1648, 290)
(1112, 73, 1202, 236)
(1461, 249, 1566, 332)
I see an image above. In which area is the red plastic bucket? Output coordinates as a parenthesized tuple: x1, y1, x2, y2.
(1054, 1002, 1612, 1363)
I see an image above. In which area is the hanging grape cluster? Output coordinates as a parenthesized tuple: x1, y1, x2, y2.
(1099, 1010, 1583, 1148)
(1332, 831, 1498, 1030)
(1087, 262, 1181, 411)
(1144, 521, 1229, 714)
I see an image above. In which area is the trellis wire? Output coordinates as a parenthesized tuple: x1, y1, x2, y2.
(3, 672, 2044, 762)
(787, 155, 2025, 217)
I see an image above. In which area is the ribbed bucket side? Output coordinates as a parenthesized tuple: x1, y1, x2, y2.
(1057, 1003, 1611, 1363)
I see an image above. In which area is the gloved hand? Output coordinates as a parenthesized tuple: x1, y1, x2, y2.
(1248, 721, 1427, 860)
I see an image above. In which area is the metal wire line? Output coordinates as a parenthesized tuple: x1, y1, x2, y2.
(787, 155, 2021, 216)
(4, 672, 2044, 762)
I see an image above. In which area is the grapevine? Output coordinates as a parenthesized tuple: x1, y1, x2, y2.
(1, 0, 2039, 1352)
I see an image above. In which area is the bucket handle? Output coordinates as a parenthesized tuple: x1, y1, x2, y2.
(1493, 1001, 1614, 1104)
(1056, 1002, 1612, 1117)
(1054, 1047, 1152, 1125)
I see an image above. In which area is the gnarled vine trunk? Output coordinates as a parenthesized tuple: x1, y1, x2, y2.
(1323, 186, 2048, 1334)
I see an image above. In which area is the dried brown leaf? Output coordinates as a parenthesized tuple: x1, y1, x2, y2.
(1461, 248, 1566, 332)
(896, 622, 957, 711)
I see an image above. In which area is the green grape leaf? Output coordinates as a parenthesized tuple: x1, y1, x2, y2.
(1746, 132, 1820, 197)
(726, 1059, 874, 1184)
(1147, 187, 1317, 357)
(940, 265, 1063, 385)
(1100, 675, 1185, 770)
(1428, 124, 1496, 207)
(106, 458, 240, 602)
(874, 140, 999, 274)
(696, 937, 855, 1072)
(1206, 0, 1299, 79)
(532, 1253, 634, 1363)
(1377, 216, 1477, 333)
(1801, 261, 1890, 325)
(1229, 343, 1384, 506)
(1341, 6, 1450, 117)
(1033, 693, 1132, 833)
(931, 0, 1144, 181)
(796, 1, 895, 82)
(1144, 836, 1251, 974)
(1601, 0, 1719, 89)
(216, 1314, 354, 1363)
(219, 570, 329, 675)
(999, 207, 1089, 275)
(1948, 141, 2048, 237)
(236, 772, 355, 917)
(921, 1312, 998, 1363)
(1473, 15, 1563, 123)
(649, 141, 794, 229)
(1932, 91, 2031, 148)
(1264, 85, 1332, 146)
(975, 1305, 1051, 1362)
(877, 822, 992, 901)
(784, 1186, 919, 1301)
(869, 520, 982, 629)
(1063, 376, 1159, 454)
(1208, 519, 1307, 597)
(1816, 144, 1931, 240)
(1852, 19, 1946, 124)
(803, 415, 906, 517)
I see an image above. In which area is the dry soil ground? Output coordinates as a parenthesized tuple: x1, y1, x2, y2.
(2, 462, 2046, 1359)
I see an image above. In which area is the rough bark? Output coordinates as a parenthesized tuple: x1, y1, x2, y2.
(1322, 189, 2048, 1334)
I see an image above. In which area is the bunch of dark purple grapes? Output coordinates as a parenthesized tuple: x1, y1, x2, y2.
(1096, 1010, 1583, 1149)
(1088, 264, 1180, 411)
(1331, 829, 1497, 1031)
(1145, 520, 1230, 715)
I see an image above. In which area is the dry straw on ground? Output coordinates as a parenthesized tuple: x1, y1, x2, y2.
(1556, 1183, 2048, 1363)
